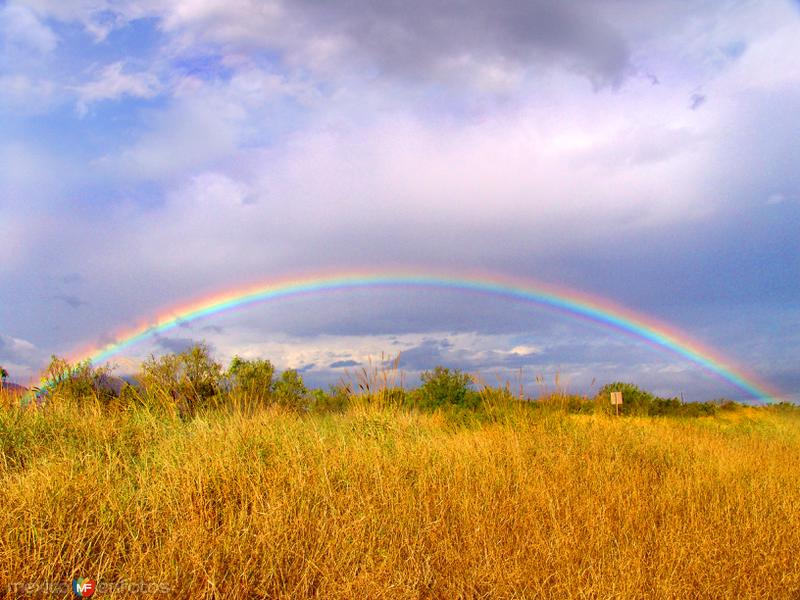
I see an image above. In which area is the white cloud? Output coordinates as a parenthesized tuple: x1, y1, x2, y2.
(89, 65, 323, 181)
(0, 333, 43, 382)
(510, 345, 541, 355)
(2, 0, 797, 402)
(704, 15, 800, 95)
(0, 3, 57, 54)
(107, 329, 547, 377)
(0, 74, 57, 113)
(225, 67, 322, 108)
(94, 96, 238, 179)
(16, 0, 151, 39)
(74, 62, 160, 115)
(37, 69, 735, 309)
(159, 0, 284, 44)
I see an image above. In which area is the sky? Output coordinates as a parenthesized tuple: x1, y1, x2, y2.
(1, 0, 798, 402)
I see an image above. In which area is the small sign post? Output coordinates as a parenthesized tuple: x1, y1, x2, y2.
(610, 391, 623, 416)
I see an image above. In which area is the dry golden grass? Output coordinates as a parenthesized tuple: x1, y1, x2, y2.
(1, 394, 799, 598)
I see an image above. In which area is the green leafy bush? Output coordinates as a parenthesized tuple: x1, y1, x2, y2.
(273, 369, 308, 410)
(597, 382, 719, 417)
(226, 356, 275, 401)
(597, 382, 657, 415)
(308, 386, 349, 413)
(139, 343, 222, 415)
(412, 366, 479, 409)
(37, 356, 117, 404)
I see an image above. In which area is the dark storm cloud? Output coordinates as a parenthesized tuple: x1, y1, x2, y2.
(394, 335, 649, 375)
(396, 339, 452, 370)
(155, 336, 210, 354)
(0, 333, 41, 371)
(290, 0, 632, 86)
(51, 294, 88, 309)
(225, 289, 580, 339)
(330, 359, 360, 368)
(397, 338, 541, 372)
(689, 93, 706, 110)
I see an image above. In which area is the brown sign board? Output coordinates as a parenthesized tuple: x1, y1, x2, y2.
(610, 391, 623, 405)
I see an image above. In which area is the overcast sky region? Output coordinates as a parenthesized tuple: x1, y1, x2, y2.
(1, 0, 798, 401)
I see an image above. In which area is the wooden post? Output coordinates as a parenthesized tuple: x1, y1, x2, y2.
(610, 391, 623, 415)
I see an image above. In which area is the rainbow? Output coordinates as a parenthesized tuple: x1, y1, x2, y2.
(39, 269, 781, 401)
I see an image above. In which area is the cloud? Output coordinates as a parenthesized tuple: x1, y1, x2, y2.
(0, 334, 36, 361)
(0, 333, 43, 381)
(0, 4, 57, 55)
(713, 20, 800, 92)
(2, 0, 798, 403)
(396, 336, 546, 373)
(329, 360, 360, 368)
(74, 62, 160, 115)
(28, 0, 634, 88)
(276, 0, 634, 88)
(93, 85, 247, 181)
(14, 0, 149, 40)
(689, 93, 706, 110)
(155, 336, 210, 354)
(0, 74, 57, 114)
(52, 294, 89, 309)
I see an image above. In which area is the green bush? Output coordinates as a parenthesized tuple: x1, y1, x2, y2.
(596, 382, 722, 418)
(565, 395, 596, 414)
(308, 386, 350, 413)
(597, 382, 657, 415)
(412, 366, 479, 409)
(649, 397, 683, 416)
(768, 402, 800, 413)
(227, 356, 275, 401)
(37, 356, 117, 404)
(138, 343, 222, 415)
(678, 402, 717, 417)
(713, 399, 740, 411)
(273, 369, 308, 410)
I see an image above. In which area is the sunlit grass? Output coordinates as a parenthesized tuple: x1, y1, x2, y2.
(1, 389, 799, 598)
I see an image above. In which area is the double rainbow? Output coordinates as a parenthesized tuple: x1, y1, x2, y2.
(44, 269, 780, 401)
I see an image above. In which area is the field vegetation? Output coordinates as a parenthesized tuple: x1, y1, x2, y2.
(1, 347, 799, 598)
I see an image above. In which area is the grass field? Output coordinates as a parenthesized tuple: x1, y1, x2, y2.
(1, 389, 799, 598)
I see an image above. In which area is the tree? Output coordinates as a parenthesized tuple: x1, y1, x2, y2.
(414, 366, 476, 408)
(273, 369, 307, 410)
(20, 356, 118, 404)
(227, 356, 275, 400)
(0, 365, 7, 387)
(139, 343, 222, 414)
